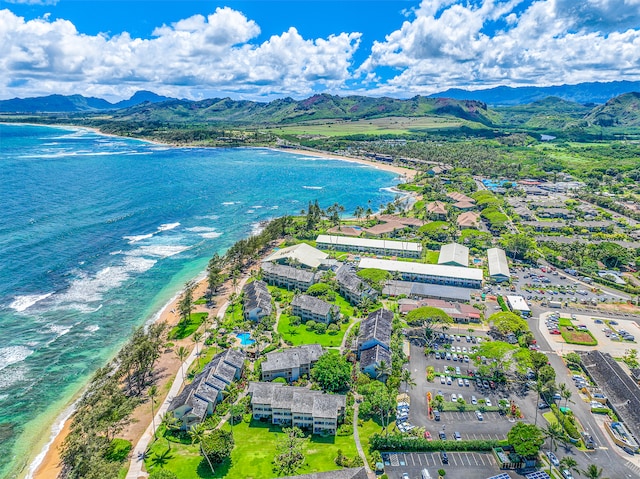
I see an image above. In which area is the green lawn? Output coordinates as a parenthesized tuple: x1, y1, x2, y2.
(423, 250, 440, 264)
(278, 312, 350, 347)
(357, 418, 384, 466)
(168, 312, 208, 340)
(146, 419, 358, 479)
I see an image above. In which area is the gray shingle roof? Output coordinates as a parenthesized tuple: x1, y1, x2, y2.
(360, 344, 392, 370)
(262, 344, 324, 373)
(336, 265, 375, 298)
(262, 262, 319, 284)
(291, 294, 338, 317)
(358, 309, 392, 350)
(222, 348, 246, 370)
(248, 382, 346, 419)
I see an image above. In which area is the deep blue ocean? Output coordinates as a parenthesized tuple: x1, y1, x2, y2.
(0, 123, 399, 478)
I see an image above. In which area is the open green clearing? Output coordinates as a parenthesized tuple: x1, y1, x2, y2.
(278, 312, 350, 347)
(168, 312, 208, 340)
(145, 419, 358, 479)
(267, 116, 471, 137)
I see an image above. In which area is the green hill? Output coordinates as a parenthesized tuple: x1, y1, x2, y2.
(583, 92, 640, 127)
(496, 96, 591, 129)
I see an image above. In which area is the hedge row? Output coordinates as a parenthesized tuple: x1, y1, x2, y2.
(370, 434, 499, 452)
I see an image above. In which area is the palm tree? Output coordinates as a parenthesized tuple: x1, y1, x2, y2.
(189, 423, 215, 474)
(560, 383, 573, 409)
(175, 346, 189, 383)
(559, 457, 578, 476)
(161, 412, 180, 450)
(148, 385, 158, 440)
(401, 369, 416, 393)
(534, 380, 548, 426)
(193, 331, 203, 367)
(374, 360, 392, 382)
(582, 464, 608, 479)
(543, 423, 565, 474)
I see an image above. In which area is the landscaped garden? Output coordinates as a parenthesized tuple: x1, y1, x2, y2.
(558, 318, 598, 346)
(145, 418, 359, 479)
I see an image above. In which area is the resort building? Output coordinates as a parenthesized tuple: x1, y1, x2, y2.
(456, 211, 480, 229)
(453, 200, 476, 211)
(438, 243, 469, 268)
(446, 192, 475, 204)
(399, 298, 481, 323)
(248, 382, 346, 435)
(261, 262, 321, 291)
(359, 257, 483, 289)
(168, 349, 245, 429)
(377, 215, 425, 227)
(506, 295, 531, 317)
(291, 294, 340, 324)
(363, 221, 406, 237)
(357, 309, 393, 379)
(316, 234, 422, 258)
(262, 243, 329, 269)
(487, 248, 511, 283)
(357, 309, 392, 354)
(382, 280, 473, 302)
(335, 264, 377, 305)
(360, 345, 392, 380)
(261, 344, 324, 382)
(242, 280, 272, 322)
(427, 201, 448, 219)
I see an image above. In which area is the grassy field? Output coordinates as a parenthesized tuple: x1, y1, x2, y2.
(267, 116, 470, 137)
(168, 312, 208, 340)
(278, 312, 350, 347)
(146, 419, 358, 479)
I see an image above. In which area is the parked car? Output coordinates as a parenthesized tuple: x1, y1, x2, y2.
(451, 393, 457, 402)
(561, 469, 574, 479)
(485, 398, 492, 407)
(464, 379, 470, 387)
(546, 451, 560, 467)
(440, 451, 449, 464)
(454, 431, 462, 440)
(439, 431, 446, 440)
(458, 378, 464, 387)
(424, 430, 432, 440)
(471, 395, 478, 405)
(475, 410, 483, 421)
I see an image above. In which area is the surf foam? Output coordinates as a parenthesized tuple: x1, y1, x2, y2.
(9, 293, 53, 312)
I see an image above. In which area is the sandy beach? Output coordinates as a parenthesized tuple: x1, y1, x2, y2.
(277, 146, 418, 180)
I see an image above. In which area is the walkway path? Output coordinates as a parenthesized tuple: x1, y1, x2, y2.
(126, 276, 250, 478)
(352, 398, 374, 477)
(340, 317, 363, 353)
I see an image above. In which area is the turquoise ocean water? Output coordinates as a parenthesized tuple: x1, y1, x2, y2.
(0, 124, 400, 478)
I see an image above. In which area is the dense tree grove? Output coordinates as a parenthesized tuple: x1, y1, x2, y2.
(60, 324, 166, 479)
(507, 422, 544, 458)
(311, 352, 352, 393)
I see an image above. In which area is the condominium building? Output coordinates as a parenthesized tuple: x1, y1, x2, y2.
(291, 294, 340, 324)
(261, 344, 324, 382)
(316, 234, 422, 258)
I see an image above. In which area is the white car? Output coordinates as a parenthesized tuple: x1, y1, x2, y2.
(451, 393, 457, 402)
(458, 378, 464, 387)
(440, 375, 446, 384)
(471, 395, 477, 405)
(485, 398, 492, 407)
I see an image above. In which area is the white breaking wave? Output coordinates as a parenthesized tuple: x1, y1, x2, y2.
(131, 245, 190, 258)
(158, 222, 180, 232)
(46, 323, 72, 337)
(123, 233, 154, 243)
(0, 346, 33, 371)
(9, 293, 53, 312)
(85, 325, 100, 333)
(302, 186, 323, 190)
(222, 201, 238, 205)
(251, 205, 264, 209)
(246, 209, 255, 214)
(185, 226, 217, 233)
(199, 232, 223, 239)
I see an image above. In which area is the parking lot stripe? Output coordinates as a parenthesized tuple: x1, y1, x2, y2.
(416, 454, 422, 465)
(466, 453, 473, 466)
(409, 454, 415, 466)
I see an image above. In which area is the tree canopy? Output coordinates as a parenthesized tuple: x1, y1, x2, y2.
(273, 427, 307, 476)
(405, 306, 452, 327)
(488, 311, 529, 337)
(357, 268, 391, 291)
(311, 352, 351, 393)
(507, 422, 544, 458)
(201, 429, 234, 465)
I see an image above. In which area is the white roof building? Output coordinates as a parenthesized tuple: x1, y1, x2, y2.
(262, 243, 328, 269)
(358, 257, 483, 289)
(506, 295, 531, 316)
(316, 234, 422, 258)
(438, 243, 469, 267)
(487, 248, 511, 282)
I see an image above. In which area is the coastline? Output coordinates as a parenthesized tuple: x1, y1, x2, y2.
(17, 123, 418, 479)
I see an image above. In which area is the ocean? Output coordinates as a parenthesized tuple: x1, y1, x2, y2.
(0, 123, 400, 479)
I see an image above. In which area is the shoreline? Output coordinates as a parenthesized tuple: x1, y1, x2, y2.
(17, 123, 418, 479)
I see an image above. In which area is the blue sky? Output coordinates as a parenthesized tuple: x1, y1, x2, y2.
(2, 0, 640, 101)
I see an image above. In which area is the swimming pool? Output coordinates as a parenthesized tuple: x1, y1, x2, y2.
(236, 332, 255, 346)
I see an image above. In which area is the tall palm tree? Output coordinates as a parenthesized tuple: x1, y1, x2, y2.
(543, 423, 565, 474)
(193, 331, 203, 367)
(189, 423, 215, 474)
(148, 385, 158, 440)
(161, 412, 180, 450)
(176, 346, 189, 383)
(559, 457, 578, 476)
(560, 383, 573, 409)
(375, 360, 392, 382)
(401, 369, 416, 393)
(582, 464, 608, 479)
(534, 380, 548, 426)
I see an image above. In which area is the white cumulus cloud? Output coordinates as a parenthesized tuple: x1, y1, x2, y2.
(0, 7, 361, 101)
(358, 0, 640, 95)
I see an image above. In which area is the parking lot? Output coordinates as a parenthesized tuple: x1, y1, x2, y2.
(382, 451, 512, 479)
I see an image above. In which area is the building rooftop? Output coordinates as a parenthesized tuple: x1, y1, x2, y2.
(335, 264, 376, 298)
(378, 214, 425, 226)
(360, 344, 392, 371)
(382, 280, 473, 302)
(487, 248, 510, 279)
(359, 257, 483, 281)
(262, 243, 328, 269)
(358, 309, 393, 350)
(447, 192, 475, 203)
(291, 294, 339, 317)
(364, 221, 406, 236)
(316, 234, 422, 253)
(427, 201, 448, 215)
(262, 262, 319, 284)
(456, 211, 480, 227)
(506, 295, 530, 312)
(262, 344, 324, 373)
(438, 243, 470, 267)
(248, 382, 346, 419)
